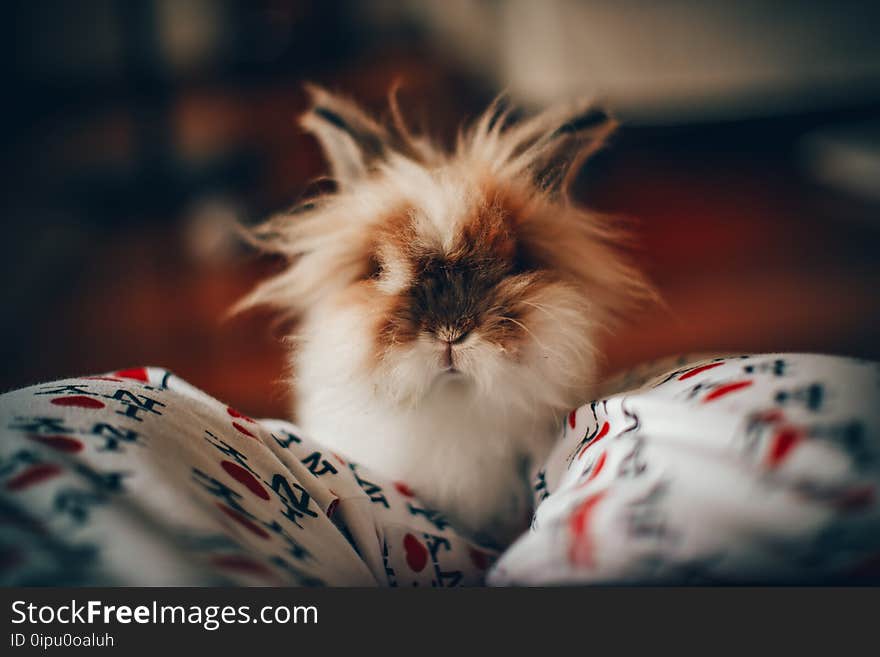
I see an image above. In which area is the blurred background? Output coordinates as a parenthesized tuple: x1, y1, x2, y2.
(3, 0, 880, 418)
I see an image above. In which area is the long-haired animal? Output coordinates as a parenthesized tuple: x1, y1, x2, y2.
(238, 85, 651, 546)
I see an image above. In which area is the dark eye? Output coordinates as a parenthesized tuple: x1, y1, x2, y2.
(364, 254, 384, 280)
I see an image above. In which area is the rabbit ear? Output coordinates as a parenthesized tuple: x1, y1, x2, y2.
(300, 84, 392, 189)
(505, 101, 618, 196)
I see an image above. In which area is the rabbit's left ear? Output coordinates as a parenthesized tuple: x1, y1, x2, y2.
(506, 101, 618, 196)
(300, 84, 392, 189)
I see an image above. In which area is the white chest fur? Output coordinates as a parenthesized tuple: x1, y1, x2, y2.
(296, 367, 557, 546)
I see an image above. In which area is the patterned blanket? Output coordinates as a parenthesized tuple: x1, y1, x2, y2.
(2, 354, 878, 585)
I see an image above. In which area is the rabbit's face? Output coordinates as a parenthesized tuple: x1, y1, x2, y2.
(338, 175, 603, 410)
(240, 87, 651, 414)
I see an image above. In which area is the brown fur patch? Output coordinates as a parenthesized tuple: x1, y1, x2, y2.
(368, 182, 563, 359)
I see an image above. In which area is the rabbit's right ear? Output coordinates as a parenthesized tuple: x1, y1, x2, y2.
(301, 84, 392, 189)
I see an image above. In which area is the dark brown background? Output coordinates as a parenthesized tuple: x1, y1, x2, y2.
(3, 1, 879, 418)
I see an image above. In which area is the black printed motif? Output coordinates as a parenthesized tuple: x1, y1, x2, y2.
(35, 384, 93, 397)
(272, 430, 301, 449)
(743, 358, 788, 377)
(103, 389, 166, 422)
(382, 539, 398, 587)
(89, 423, 141, 452)
(203, 431, 259, 476)
(774, 383, 825, 412)
(0, 449, 41, 478)
(534, 469, 549, 502)
(424, 533, 463, 587)
(269, 474, 320, 529)
(350, 463, 390, 508)
(192, 468, 254, 518)
(74, 464, 129, 493)
(53, 488, 106, 524)
(618, 437, 648, 479)
(567, 401, 607, 465)
(625, 481, 671, 541)
(301, 451, 339, 477)
(262, 519, 312, 561)
(8, 417, 74, 435)
(407, 503, 450, 531)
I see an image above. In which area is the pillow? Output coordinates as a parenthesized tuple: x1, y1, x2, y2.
(488, 354, 880, 584)
(0, 367, 494, 586)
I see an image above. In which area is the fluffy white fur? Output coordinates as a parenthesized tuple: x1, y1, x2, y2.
(237, 86, 650, 546)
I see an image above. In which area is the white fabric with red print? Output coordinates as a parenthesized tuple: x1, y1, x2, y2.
(1, 354, 879, 586)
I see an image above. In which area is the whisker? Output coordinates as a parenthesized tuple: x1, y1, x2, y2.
(519, 300, 565, 323)
(498, 315, 541, 343)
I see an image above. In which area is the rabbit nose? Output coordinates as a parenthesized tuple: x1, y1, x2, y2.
(441, 328, 470, 368)
(437, 325, 471, 345)
(449, 329, 470, 345)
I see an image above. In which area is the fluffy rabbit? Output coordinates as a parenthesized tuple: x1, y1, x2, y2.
(238, 86, 651, 546)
